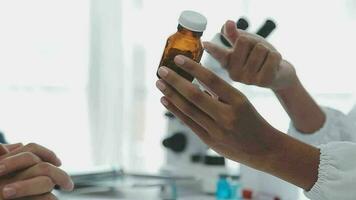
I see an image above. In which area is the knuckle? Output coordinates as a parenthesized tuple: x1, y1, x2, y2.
(238, 36, 250, 45)
(37, 162, 54, 175)
(43, 177, 55, 188)
(188, 88, 203, 102)
(205, 72, 219, 86)
(8, 183, 21, 195)
(163, 86, 173, 97)
(255, 43, 266, 52)
(180, 103, 196, 118)
(271, 51, 282, 61)
(23, 152, 41, 163)
(26, 142, 39, 151)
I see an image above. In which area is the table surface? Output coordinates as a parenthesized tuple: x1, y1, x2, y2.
(56, 189, 215, 200)
(55, 180, 215, 200)
(56, 171, 216, 200)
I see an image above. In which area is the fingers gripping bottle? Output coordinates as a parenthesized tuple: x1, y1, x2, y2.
(157, 10, 207, 82)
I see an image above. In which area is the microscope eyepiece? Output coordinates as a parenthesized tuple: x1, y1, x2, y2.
(256, 19, 276, 38)
(236, 18, 249, 30)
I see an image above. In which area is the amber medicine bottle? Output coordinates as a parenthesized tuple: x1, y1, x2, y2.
(157, 10, 207, 82)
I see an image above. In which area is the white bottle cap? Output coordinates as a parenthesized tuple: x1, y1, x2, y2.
(178, 10, 207, 32)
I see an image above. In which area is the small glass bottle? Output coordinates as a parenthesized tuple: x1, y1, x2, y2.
(157, 10, 207, 82)
(216, 174, 231, 200)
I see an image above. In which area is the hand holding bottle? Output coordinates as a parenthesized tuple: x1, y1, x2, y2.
(156, 55, 319, 190)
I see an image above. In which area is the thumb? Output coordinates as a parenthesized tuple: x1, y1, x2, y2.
(203, 41, 230, 69)
(223, 20, 240, 44)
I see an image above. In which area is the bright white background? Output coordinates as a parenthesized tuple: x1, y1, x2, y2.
(0, 0, 355, 199)
(0, 0, 92, 168)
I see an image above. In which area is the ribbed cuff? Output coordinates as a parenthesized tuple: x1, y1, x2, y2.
(304, 144, 334, 200)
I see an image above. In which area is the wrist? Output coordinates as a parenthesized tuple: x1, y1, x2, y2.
(273, 75, 302, 96)
(241, 124, 286, 172)
(261, 129, 320, 190)
(267, 59, 298, 91)
(273, 76, 326, 134)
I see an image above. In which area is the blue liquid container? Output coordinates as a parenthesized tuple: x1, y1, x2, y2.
(216, 175, 231, 200)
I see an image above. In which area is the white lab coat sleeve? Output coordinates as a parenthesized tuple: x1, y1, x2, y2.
(288, 107, 356, 146)
(304, 142, 356, 200)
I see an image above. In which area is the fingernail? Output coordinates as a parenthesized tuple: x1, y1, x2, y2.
(158, 67, 169, 78)
(3, 186, 16, 198)
(174, 55, 185, 65)
(161, 98, 169, 106)
(0, 164, 6, 174)
(65, 180, 75, 191)
(156, 80, 166, 92)
(56, 157, 62, 166)
(227, 20, 235, 26)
